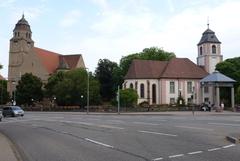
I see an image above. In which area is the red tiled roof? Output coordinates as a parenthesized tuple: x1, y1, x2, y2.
(161, 58, 208, 79)
(62, 55, 80, 69)
(125, 59, 168, 79)
(34, 47, 60, 74)
(125, 58, 208, 79)
(0, 74, 5, 80)
(34, 47, 82, 74)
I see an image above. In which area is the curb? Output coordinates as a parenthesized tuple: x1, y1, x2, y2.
(226, 135, 239, 144)
(0, 133, 23, 161)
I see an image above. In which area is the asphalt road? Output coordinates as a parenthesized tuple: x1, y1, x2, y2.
(0, 112, 239, 161)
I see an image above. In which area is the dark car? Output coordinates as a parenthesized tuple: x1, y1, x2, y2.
(2, 106, 24, 117)
(200, 103, 212, 112)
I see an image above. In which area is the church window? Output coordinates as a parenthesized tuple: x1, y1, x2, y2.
(199, 46, 203, 55)
(187, 98, 192, 104)
(26, 33, 28, 38)
(187, 82, 192, 93)
(152, 84, 156, 104)
(130, 83, 133, 89)
(170, 81, 175, 94)
(14, 32, 17, 37)
(140, 83, 145, 98)
(204, 86, 209, 93)
(204, 97, 209, 102)
(17, 32, 19, 37)
(170, 98, 175, 104)
(212, 45, 216, 54)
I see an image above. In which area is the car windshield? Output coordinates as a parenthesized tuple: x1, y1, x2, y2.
(12, 106, 21, 110)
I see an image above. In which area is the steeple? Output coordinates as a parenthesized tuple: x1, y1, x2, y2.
(197, 28, 221, 46)
(11, 14, 34, 46)
(197, 25, 223, 73)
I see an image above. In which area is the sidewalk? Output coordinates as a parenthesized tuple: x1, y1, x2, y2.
(0, 133, 20, 161)
(26, 110, 240, 116)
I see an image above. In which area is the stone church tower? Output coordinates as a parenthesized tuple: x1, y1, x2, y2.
(197, 25, 223, 73)
(8, 15, 85, 97)
(8, 14, 35, 94)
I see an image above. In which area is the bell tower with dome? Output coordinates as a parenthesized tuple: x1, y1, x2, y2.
(8, 14, 35, 95)
(197, 24, 223, 73)
(8, 14, 85, 100)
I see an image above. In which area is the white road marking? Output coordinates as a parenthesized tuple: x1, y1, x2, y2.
(152, 157, 163, 161)
(208, 148, 221, 151)
(222, 144, 236, 149)
(169, 154, 184, 158)
(59, 120, 94, 126)
(85, 138, 113, 148)
(96, 124, 124, 130)
(208, 122, 240, 127)
(188, 151, 203, 155)
(175, 125, 214, 131)
(133, 122, 161, 126)
(138, 130, 177, 137)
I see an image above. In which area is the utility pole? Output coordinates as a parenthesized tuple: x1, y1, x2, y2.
(117, 86, 120, 114)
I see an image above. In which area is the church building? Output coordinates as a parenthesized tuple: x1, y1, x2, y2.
(123, 26, 223, 105)
(8, 15, 85, 93)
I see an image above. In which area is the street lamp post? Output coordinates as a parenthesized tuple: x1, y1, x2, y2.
(84, 68, 90, 115)
(12, 81, 16, 106)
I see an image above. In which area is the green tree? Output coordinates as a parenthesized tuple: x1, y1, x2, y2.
(16, 73, 43, 105)
(0, 80, 10, 104)
(120, 47, 176, 77)
(120, 88, 138, 107)
(51, 68, 101, 106)
(95, 59, 119, 101)
(216, 57, 240, 104)
(216, 57, 240, 86)
(44, 71, 64, 98)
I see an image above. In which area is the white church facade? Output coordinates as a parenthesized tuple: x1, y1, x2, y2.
(123, 26, 223, 105)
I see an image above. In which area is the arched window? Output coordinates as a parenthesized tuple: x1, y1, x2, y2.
(140, 83, 144, 98)
(26, 33, 28, 38)
(212, 45, 216, 54)
(14, 32, 17, 37)
(17, 32, 20, 37)
(130, 83, 133, 89)
(199, 46, 203, 55)
(152, 84, 156, 104)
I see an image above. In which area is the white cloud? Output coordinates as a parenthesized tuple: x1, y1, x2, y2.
(91, 0, 109, 10)
(60, 10, 81, 28)
(167, 0, 175, 13)
(82, 0, 240, 72)
(0, 0, 16, 7)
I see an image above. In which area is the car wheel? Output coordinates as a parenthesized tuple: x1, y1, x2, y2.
(11, 113, 15, 117)
(21, 114, 24, 117)
(0, 118, 2, 122)
(3, 114, 6, 118)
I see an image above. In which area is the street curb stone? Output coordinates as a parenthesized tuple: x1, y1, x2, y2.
(226, 135, 239, 144)
(0, 133, 21, 161)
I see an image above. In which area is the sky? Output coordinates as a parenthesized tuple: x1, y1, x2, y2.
(0, 0, 240, 78)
